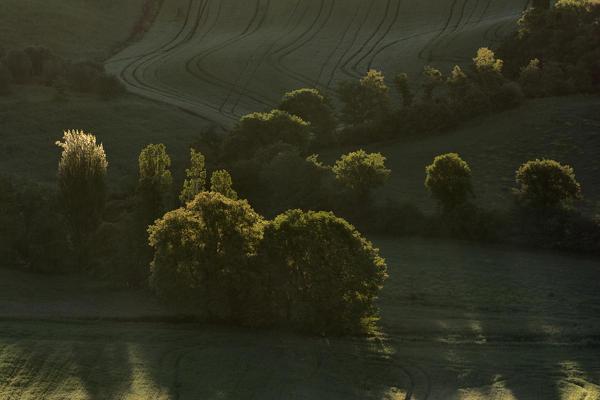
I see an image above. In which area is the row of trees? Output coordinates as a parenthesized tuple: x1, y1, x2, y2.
(0, 46, 125, 99)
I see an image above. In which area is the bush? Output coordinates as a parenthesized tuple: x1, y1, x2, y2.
(425, 153, 473, 211)
(515, 158, 581, 210)
(148, 192, 265, 321)
(259, 209, 388, 334)
(42, 56, 66, 86)
(179, 148, 206, 205)
(5, 50, 32, 83)
(137, 143, 173, 220)
(210, 170, 238, 200)
(336, 69, 390, 126)
(24, 46, 52, 76)
(223, 110, 310, 161)
(56, 130, 108, 263)
(67, 61, 103, 92)
(93, 74, 126, 99)
(278, 88, 337, 148)
(332, 149, 390, 202)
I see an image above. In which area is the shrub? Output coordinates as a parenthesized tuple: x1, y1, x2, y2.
(425, 153, 473, 211)
(422, 65, 444, 101)
(223, 110, 310, 160)
(278, 88, 337, 148)
(259, 209, 388, 334)
(24, 46, 52, 76)
(148, 192, 265, 321)
(332, 150, 390, 202)
(515, 159, 581, 209)
(56, 130, 108, 264)
(393, 73, 414, 107)
(42, 56, 66, 86)
(138, 143, 173, 218)
(336, 69, 390, 126)
(179, 149, 207, 205)
(5, 50, 32, 83)
(67, 61, 103, 92)
(94, 74, 126, 99)
(519, 58, 544, 96)
(210, 170, 238, 200)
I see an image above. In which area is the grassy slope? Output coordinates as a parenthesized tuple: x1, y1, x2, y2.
(359, 95, 600, 214)
(0, 0, 145, 61)
(0, 237, 598, 399)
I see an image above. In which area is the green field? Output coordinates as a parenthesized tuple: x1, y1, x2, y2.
(1, 238, 599, 399)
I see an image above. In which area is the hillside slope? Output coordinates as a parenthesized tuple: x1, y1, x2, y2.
(106, 0, 530, 127)
(0, 0, 146, 61)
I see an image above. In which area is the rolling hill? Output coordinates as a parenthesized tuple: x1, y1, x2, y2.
(106, 0, 531, 127)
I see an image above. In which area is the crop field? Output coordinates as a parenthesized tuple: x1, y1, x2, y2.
(106, 0, 530, 127)
(1, 238, 599, 400)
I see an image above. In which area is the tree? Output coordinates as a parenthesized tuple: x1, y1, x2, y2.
(532, 0, 550, 9)
(515, 159, 581, 209)
(223, 109, 310, 160)
(472, 48, 505, 90)
(425, 153, 473, 211)
(259, 209, 388, 334)
(519, 58, 543, 97)
(393, 73, 413, 107)
(278, 88, 337, 147)
(180, 148, 207, 205)
(148, 192, 265, 321)
(422, 65, 444, 101)
(138, 143, 172, 218)
(332, 149, 390, 201)
(336, 69, 390, 125)
(56, 130, 107, 262)
(210, 170, 238, 200)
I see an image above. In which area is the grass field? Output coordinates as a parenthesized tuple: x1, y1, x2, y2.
(0, 0, 145, 61)
(106, 0, 530, 127)
(1, 238, 599, 399)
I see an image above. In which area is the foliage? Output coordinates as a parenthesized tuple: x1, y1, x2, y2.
(393, 73, 413, 107)
(515, 159, 581, 209)
(332, 150, 390, 200)
(137, 143, 173, 218)
(425, 153, 473, 211)
(336, 69, 390, 126)
(210, 170, 238, 200)
(259, 209, 388, 334)
(278, 88, 337, 148)
(93, 74, 125, 99)
(422, 65, 444, 101)
(148, 192, 265, 321)
(56, 130, 108, 252)
(67, 61, 103, 93)
(498, 0, 600, 92)
(5, 50, 32, 83)
(224, 109, 310, 160)
(179, 149, 206, 205)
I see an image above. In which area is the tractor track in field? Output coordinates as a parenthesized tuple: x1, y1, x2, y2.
(268, 0, 336, 90)
(326, 1, 375, 87)
(352, 0, 402, 75)
(108, 0, 529, 127)
(340, 0, 394, 78)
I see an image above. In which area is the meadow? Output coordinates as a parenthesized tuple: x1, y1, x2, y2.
(1, 238, 599, 400)
(1, 0, 599, 398)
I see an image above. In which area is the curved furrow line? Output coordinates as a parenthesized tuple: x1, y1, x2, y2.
(422, 0, 470, 63)
(466, 0, 482, 24)
(227, 0, 305, 114)
(266, 0, 337, 89)
(184, 0, 277, 110)
(326, 1, 374, 87)
(315, 3, 363, 87)
(417, 0, 458, 63)
(341, 0, 393, 77)
(120, 0, 245, 126)
(119, 0, 239, 125)
(218, 0, 279, 114)
(353, 0, 402, 73)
